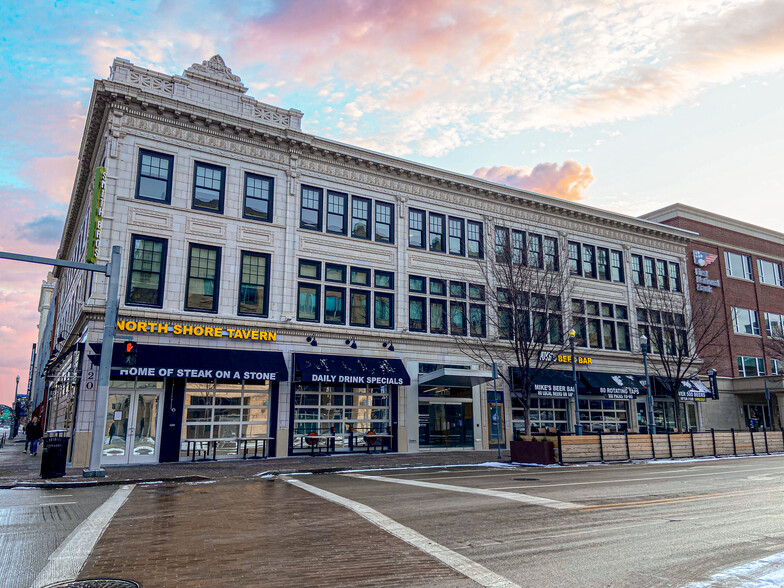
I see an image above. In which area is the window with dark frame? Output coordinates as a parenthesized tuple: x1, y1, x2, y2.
(238, 251, 270, 316)
(429, 213, 445, 252)
(631, 254, 643, 285)
(136, 149, 173, 203)
(324, 287, 346, 324)
(528, 234, 543, 268)
(597, 247, 610, 281)
(582, 244, 596, 278)
(298, 259, 321, 280)
(449, 217, 465, 256)
(409, 297, 426, 332)
(495, 227, 510, 262)
(185, 244, 220, 312)
(450, 301, 467, 335)
(469, 304, 486, 337)
(669, 262, 681, 292)
(297, 283, 320, 322)
(352, 196, 371, 239)
(325, 263, 346, 283)
(568, 241, 581, 275)
(300, 185, 323, 231)
(126, 235, 167, 307)
(544, 236, 559, 271)
(611, 250, 624, 283)
(192, 162, 225, 213)
(350, 267, 370, 286)
(374, 292, 394, 329)
(375, 201, 394, 243)
(409, 209, 425, 248)
(243, 173, 274, 221)
(510, 230, 525, 266)
(656, 259, 669, 290)
(430, 299, 447, 333)
(375, 270, 394, 289)
(467, 220, 483, 259)
(326, 191, 348, 235)
(643, 257, 656, 288)
(350, 290, 370, 326)
(409, 275, 426, 293)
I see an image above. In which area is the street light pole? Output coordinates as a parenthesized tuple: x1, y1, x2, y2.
(492, 362, 501, 460)
(569, 329, 582, 435)
(640, 333, 655, 435)
(11, 375, 20, 439)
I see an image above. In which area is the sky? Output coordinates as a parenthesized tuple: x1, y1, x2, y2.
(1, 0, 784, 405)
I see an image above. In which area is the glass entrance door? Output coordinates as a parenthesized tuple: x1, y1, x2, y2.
(103, 381, 162, 464)
(419, 402, 473, 447)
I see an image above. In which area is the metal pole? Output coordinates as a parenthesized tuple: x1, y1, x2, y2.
(570, 332, 582, 435)
(84, 246, 121, 477)
(764, 377, 773, 431)
(492, 362, 501, 460)
(641, 336, 655, 435)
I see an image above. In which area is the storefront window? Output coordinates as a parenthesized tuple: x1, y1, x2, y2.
(512, 396, 569, 436)
(578, 398, 629, 432)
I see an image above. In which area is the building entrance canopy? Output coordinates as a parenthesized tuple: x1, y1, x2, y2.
(294, 353, 411, 386)
(88, 342, 288, 381)
(580, 372, 646, 400)
(418, 367, 493, 388)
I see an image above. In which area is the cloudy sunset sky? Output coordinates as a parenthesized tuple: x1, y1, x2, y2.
(1, 0, 784, 404)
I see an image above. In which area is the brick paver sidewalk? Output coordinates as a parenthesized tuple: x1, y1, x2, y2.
(78, 479, 478, 588)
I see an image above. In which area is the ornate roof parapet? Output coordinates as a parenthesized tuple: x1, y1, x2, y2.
(109, 56, 303, 131)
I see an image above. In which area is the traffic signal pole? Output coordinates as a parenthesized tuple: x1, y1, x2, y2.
(0, 246, 122, 478)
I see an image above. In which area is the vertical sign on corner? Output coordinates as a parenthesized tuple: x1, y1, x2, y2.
(85, 167, 106, 264)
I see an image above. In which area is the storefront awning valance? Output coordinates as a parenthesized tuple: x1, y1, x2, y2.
(581, 372, 646, 400)
(653, 377, 713, 400)
(524, 369, 577, 398)
(294, 353, 410, 386)
(89, 342, 288, 382)
(418, 367, 493, 388)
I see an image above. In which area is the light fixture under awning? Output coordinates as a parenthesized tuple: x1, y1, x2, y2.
(418, 367, 494, 388)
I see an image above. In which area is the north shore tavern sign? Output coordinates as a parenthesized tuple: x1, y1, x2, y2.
(116, 319, 277, 341)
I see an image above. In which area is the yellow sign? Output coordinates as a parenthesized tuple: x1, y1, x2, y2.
(116, 320, 277, 341)
(540, 351, 592, 365)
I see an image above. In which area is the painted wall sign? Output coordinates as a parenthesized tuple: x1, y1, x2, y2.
(116, 320, 277, 341)
(85, 167, 106, 264)
(539, 351, 593, 365)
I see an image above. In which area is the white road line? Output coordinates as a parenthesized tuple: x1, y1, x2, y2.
(0, 502, 77, 509)
(31, 484, 135, 588)
(285, 477, 521, 588)
(490, 465, 784, 490)
(682, 550, 784, 587)
(344, 473, 582, 509)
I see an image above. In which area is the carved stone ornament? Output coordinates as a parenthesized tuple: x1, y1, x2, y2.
(184, 55, 248, 93)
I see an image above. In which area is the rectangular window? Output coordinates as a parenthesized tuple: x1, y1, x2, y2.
(669, 262, 681, 292)
(610, 250, 624, 282)
(602, 322, 616, 349)
(409, 297, 426, 332)
(350, 267, 369, 286)
(300, 185, 323, 231)
(429, 299, 447, 333)
(469, 304, 486, 337)
(324, 287, 345, 324)
(326, 191, 348, 235)
(568, 241, 581, 275)
(467, 220, 483, 259)
(430, 278, 446, 296)
(126, 235, 167, 307)
(511, 230, 525, 266)
(374, 293, 394, 329)
(758, 259, 783, 286)
(136, 149, 173, 203)
(643, 257, 656, 288)
(738, 356, 765, 377)
(495, 227, 510, 262)
(544, 237, 559, 271)
(656, 260, 669, 290)
(582, 244, 596, 278)
(597, 248, 610, 281)
(185, 244, 220, 312)
(732, 307, 760, 335)
(450, 301, 467, 335)
(192, 162, 225, 213)
(429, 213, 445, 252)
(616, 322, 630, 351)
(528, 234, 543, 268)
(243, 173, 274, 222)
(469, 284, 485, 301)
(449, 217, 465, 256)
(588, 319, 601, 348)
(409, 209, 425, 248)
(631, 254, 643, 286)
(449, 281, 466, 298)
(765, 312, 784, 338)
(375, 201, 394, 243)
(409, 275, 426, 293)
(351, 197, 372, 239)
(349, 290, 370, 327)
(325, 263, 346, 283)
(725, 251, 753, 280)
(298, 259, 321, 280)
(238, 251, 270, 317)
(375, 270, 394, 289)
(772, 359, 781, 375)
(297, 283, 320, 322)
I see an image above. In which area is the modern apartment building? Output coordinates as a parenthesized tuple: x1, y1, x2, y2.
(42, 56, 702, 468)
(642, 204, 784, 431)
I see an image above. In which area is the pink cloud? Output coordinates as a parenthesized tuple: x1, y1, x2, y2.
(473, 160, 595, 201)
(20, 156, 79, 205)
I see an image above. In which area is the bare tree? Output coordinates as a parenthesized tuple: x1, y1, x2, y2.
(634, 284, 727, 431)
(447, 228, 574, 437)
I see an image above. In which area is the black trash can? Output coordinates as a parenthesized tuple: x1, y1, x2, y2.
(40, 436, 70, 479)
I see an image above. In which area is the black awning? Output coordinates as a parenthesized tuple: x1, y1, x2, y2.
(581, 372, 645, 400)
(530, 369, 576, 398)
(653, 377, 713, 400)
(294, 353, 410, 386)
(90, 342, 288, 382)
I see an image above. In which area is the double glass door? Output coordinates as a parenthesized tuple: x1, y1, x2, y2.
(103, 379, 163, 464)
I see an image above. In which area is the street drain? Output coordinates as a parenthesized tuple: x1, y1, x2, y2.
(513, 478, 540, 481)
(42, 580, 141, 588)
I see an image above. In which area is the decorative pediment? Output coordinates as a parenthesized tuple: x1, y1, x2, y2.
(184, 55, 248, 93)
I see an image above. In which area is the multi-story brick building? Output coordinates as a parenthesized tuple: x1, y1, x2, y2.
(42, 56, 703, 468)
(642, 204, 784, 431)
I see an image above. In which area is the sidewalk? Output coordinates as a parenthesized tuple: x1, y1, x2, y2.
(0, 439, 512, 488)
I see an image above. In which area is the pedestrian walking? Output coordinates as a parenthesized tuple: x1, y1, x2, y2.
(26, 417, 43, 457)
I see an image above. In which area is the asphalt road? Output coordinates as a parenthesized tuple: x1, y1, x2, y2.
(0, 485, 115, 588)
(296, 455, 784, 587)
